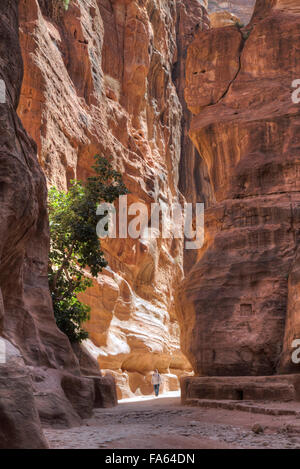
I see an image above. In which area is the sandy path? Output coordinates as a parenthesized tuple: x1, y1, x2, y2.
(44, 392, 300, 449)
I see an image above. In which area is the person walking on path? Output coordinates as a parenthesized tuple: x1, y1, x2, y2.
(151, 369, 162, 397)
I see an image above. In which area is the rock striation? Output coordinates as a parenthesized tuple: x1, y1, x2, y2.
(209, 11, 241, 29)
(3, 0, 300, 449)
(0, 0, 116, 449)
(17, 0, 203, 398)
(208, 0, 256, 25)
(177, 0, 300, 378)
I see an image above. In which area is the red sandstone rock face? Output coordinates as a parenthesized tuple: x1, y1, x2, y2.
(4, 1, 300, 445)
(209, 11, 241, 28)
(175, 0, 214, 275)
(176, 0, 300, 376)
(181, 374, 300, 403)
(0, 0, 116, 448)
(0, 340, 48, 449)
(17, 0, 200, 398)
(208, 0, 256, 24)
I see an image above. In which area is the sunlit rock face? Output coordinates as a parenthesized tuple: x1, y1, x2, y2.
(176, 0, 300, 377)
(208, 0, 256, 24)
(0, 0, 113, 449)
(209, 11, 241, 28)
(17, 0, 209, 397)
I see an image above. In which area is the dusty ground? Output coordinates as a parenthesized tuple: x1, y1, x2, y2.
(44, 392, 300, 449)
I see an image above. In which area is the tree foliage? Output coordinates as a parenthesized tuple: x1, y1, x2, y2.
(63, 0, 70, 10)
(48, 155, 128, 343)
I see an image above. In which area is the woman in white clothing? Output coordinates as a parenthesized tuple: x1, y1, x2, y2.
(151, 369, 162, 396)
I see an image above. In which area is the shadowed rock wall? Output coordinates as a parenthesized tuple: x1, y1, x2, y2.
(0, 0, 116, 449)
(176, 0, 300, 377)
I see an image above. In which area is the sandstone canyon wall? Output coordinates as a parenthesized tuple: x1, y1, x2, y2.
(17, 0, 215, 398)
(4, 0, 300, 449)
(177, 0, 300, 378)
(0, 0, 116, 449)
(208, 0, 256, 24)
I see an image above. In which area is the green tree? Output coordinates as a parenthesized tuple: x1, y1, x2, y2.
(63, 0, 70, 10)
(48, 155, 128, 343)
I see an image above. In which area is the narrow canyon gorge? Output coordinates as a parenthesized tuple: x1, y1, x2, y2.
(1, 0, 300, 450)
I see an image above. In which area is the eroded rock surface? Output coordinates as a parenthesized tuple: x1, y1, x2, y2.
(181, 375, 300, 403)
(208, 0, 256, 24)
(209, 11, 241, 28)
(17, 0, 199, 397)
(0, 340, 48, 449)
(0, 0, 116, 448)
(176, 0, 300, 376)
